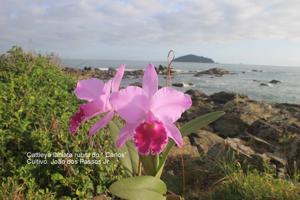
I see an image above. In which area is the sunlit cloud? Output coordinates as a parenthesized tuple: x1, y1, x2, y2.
(1, 0, 300, 64)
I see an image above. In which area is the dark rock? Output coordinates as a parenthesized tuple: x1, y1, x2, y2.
(180, 90, 212, 122)
(242, 134, 277, 153)
(124, 69, 143, 78)
(209, 91, 245, 104)
(269, 80, 281, 84)
(203, 137, 286, 173)
(156, 65, 175, 75)
(204, 138, 255, 163)
(194, 68, 231, 77)
(252, 69, 263, 72)
(248, 120, 282, 143)
(287, 123, 300, 133)
(171, 82, 193, 87)
(158, 64, 164, 71)
(108, 67, 116, 73)
(129, 82, 142, 87)
(189, 130, 224, 154)
(274, 103, 300, 119)
(185, 89, 208, 99)
(260, 83, 270, 86)
(212, 116, 249, 137)
(180, 104, 214, 122)
(63, 67, 80, 74)
(265, 152, 287, 169)
(172, 83, 184, 87)
(287, 136, 300, 170)
(83, 66, 92, 71)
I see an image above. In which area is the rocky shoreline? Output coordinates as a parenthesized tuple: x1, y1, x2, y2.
(62, 65, 175, 80)
(162, 89, 300, 198)
(178, 89, 300, 177)
(63, 66, 282, 88)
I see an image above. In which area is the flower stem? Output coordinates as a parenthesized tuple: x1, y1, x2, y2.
(166, 50, 175, 86)
(138, 157, 142, 176)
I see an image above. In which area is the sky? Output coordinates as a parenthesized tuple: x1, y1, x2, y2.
(1, 0, 300, 66)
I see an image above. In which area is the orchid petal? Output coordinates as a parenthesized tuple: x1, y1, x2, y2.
(151, 87, 192, 122)
(69, 100, 104, 134)
(163, 122, 183, 147)
(110, 86, 149, 123)
(116, 123, 136, 148)
(103, 79, 112, 95)
(112, 64, 125, 92)
(143, 64, 158, 97)
(75, 78, 105, 101)
(100, 80, 112, 111)
(89, 111, 114, 136)
(81, 99, 105, 117)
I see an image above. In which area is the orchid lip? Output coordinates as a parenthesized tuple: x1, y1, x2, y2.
(133, 120, 168, 155)
(69, 107, 85, 134)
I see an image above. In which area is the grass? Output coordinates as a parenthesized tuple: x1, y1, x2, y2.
(200, 152, 300, 200)
(164, 148, 300, 200)
(210, 170, 300, 200)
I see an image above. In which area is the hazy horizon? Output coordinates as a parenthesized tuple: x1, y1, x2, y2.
(1, 1, 300, 67)
(59, 55, 300, 68)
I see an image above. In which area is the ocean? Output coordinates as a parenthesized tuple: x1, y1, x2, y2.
(62, 59, 300, 104)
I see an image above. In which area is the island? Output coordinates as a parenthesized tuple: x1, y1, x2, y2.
(173, 54, 214, 63)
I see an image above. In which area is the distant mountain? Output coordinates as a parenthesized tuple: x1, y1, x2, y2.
(173, 54, 214, 63)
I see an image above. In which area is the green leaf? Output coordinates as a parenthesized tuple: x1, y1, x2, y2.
(180, 111, 225, 137)
(110, 176, 167, 200)
(109, 121, 139, 176)
(51, 173, 64, 182)
(139, 155, 159, 176)
(156, 111, 225, 177)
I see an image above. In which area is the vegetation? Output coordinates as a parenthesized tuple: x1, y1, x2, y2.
(1, 46, 300, 200)
(0, 47, 124, 199)
(210, 170, 300, 200)
(194, 153, 300, 200)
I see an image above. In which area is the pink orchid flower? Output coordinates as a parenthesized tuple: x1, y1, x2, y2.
(69, 65, 125, 136)
(110, 64, 192, 155)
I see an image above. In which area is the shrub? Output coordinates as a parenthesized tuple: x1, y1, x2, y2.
(0, 46, 125, 199)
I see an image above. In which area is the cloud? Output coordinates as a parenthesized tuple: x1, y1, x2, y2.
(1, 0, 300, 53)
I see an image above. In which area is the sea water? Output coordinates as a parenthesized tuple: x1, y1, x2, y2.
(62, 59, 300, 104)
